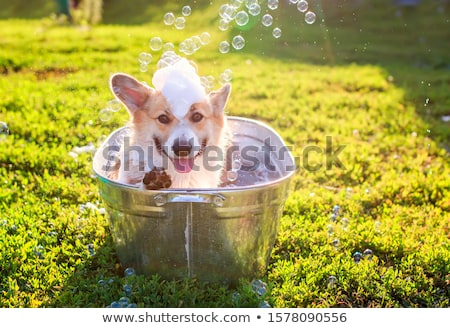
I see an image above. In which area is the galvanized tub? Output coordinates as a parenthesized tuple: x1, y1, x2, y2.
(93, 117, 295, 285)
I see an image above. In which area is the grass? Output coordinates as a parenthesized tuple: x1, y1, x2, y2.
(0, 0, 449, 307)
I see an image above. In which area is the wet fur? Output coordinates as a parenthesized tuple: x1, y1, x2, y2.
(109, 73, 231, 189)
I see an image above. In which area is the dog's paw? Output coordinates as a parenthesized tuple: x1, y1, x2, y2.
(142, 167, 172, 190)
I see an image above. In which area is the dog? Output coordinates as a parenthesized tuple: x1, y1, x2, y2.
(109, 58, 231, 189)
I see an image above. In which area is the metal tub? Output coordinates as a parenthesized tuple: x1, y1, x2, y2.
(93, 117, 295, 285)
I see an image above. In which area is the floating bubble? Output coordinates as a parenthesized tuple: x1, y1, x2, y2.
(182, 5, 192, 17)
(106, 99, 122, 112)
(251, 279, 268, 297)
(262, 14, 273, 27)
(200, 32, 211, 45)
(110, 301, 121, 308)
(333, 205, 341, 215)
(124, 267, 136, 277)
(139, 64, 148, 72)
(34, 245, 45, 259)
(87, 243, 95, 256)
(297, 0, 308, 12)
(138, 52, 152, 65)
(363, 248, 373, 259)
(223, 5, 237, 21)
(123, 284, 133, 296)
(248, 3, 261, 16)
(119, 296, 130, 307)
(219, 18, 230, 31)
(230, 0, 244, 7)
(259, 300, 271, 308)
(245, 0, 258, 9)
(231, 292, 241, 304)
(99, 108, 113, 122)
(163, 12, 175, 25)
(149, 37, 163, 51)
(98, 279, 106, 287)
(305, 11, 316, 24)
(127, 303, 138, 308)
(235, 11, 249, 26)
(191, 36, 202, 51)
(223, 69, 233, 82)
(232, 35, 246, 50)
(289, 0, 299, 4)
(272, 27, 282, 38)
(268, 0, 279, 10)
(219, 40, 230, 54)
(227, 170, 238, 182)
(332, 238, 340, 248)
(174, 16, 186, 30)
(341, 217, 349, 229)
(329, 213, 337, 222)
(163, 42, 175, 52)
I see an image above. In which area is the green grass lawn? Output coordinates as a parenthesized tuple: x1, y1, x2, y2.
(0, 0, 449, 307)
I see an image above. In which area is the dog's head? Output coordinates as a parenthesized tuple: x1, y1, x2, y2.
(110, 60, 231, 174)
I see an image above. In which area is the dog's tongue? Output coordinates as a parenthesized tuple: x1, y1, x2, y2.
(173, 157, 194, 173)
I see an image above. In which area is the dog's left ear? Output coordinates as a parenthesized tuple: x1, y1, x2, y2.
(110, 73, 153, 114)
(209, 83, 231, 115)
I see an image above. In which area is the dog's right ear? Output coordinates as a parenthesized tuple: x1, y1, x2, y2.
(110, 73, 153, 114)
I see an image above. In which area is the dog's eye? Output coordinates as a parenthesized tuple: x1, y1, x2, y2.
(191, 112, 203, 123)
(157, 114, 171, 124)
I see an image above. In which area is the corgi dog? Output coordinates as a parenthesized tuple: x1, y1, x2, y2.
(109, 59, 231, 189)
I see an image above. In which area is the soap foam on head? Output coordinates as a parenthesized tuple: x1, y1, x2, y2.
(152, 58, 206, 119)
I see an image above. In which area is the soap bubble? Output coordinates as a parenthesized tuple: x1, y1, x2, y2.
(99, 108, 113, 122)
(200, 32, 211, 45)
(245, 0, 258, 9)
(223, 68, 233, 82)
(353, 251, 363, 263)
(124, 267, 136, 277)
(248, 3, 261, 16)
(149, 37, 163, 51)
(163, 12, 175, 25)
(232, 35, 245, 50)
(219, 40, 230, 54)
(34, 245, 45, 259)
(259, 300, 271, 308)
(332, 238, 340, 248)
(106, 99, 122, 112)
(297, 0, 308, 12)
(110, 301, 121, 308)
(289, 0, 299, 4)
(0, 121, 9, 138)
(268, 0, 279, 10)
(119, 297, 130, 307)
(305, 11, 316, 24)
(123, 284, 133, 296)
(262, 14, 273, 27)
(138, 52, 152, 65)
(174, 16, 186, 30)
(191, 36, 202, 50)
(219, 18, 230, 31)
(363, 248, 373, 259)
(163, 42, 175, 52)
(251, 279, 267, 297)
(230, 0, 243, 7)
(328, 275, 337, 288)
(182, 5, 192, 17)
(235, 11, 249, 26)
(87, 243, 95, 256)
(272, 27, 282, 38)
(139, 64, 148, 72)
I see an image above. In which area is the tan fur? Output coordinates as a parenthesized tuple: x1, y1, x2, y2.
(109, 73, 231, 189)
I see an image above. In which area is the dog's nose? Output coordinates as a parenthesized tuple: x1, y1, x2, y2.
(172, 138, 193, 157)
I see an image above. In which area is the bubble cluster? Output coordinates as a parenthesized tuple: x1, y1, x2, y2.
(138, 52, 152, 65)
(251, 279, 268, 297)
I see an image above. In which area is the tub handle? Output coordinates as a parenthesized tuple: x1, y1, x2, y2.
(153, 193, 225, 207)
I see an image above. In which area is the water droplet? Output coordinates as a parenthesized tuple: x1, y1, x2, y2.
(235, 11, 249, 26)
(262, 14, 273, 27)
(353, 251, 363, 263)
(138, 52, 152, 65)
(124, 267, 136, 277)
(99, 108, 113, 122)
(272, 27, 282, 38)
(328, 275, 337, 288)
(181, 5, 192, 17)
(163, 12, 175, 25)
(149, 37, 163, 51)
(174, 17, 186, 30)
(219, 40, 230, 54)
(268, 0, 279, 10)
(251, 279, 267, 297)
(305, 11, 316, 24)
(232, 35, 246, 50)
(297, 0, 308, 12)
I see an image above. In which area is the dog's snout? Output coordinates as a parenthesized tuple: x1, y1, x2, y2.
(172, 138, 193, 157)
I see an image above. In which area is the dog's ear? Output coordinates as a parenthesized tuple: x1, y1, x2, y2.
(110, 73, 153, 114)
(209, 83, 231, 115)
